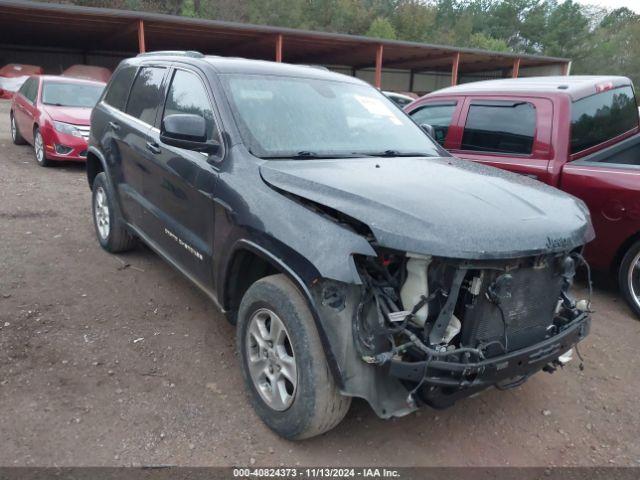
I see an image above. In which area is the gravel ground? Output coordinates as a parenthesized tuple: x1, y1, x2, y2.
(0, 99, 639, 467)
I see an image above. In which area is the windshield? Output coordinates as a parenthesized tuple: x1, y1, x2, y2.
(220, 74, 443, 158)
(42, 81, 104, 108)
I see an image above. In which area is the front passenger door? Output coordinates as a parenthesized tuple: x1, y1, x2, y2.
(143, 67, 221, 288)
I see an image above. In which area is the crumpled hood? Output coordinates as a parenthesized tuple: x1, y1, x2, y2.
(259, 156, 594, 259)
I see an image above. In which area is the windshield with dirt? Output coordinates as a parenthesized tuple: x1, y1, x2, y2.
(220, 74, 443, 159)
(42, 81, 104, 108)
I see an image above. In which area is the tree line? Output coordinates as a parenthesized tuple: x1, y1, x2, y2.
(70, 0, 640, 85)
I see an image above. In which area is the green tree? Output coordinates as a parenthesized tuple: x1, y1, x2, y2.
(366, 16, 397, 39)
(467, 32, 509, 51)
(540, 0, 591, 60)
(391, 0, 437, 42)
(247, 0, 306, 28)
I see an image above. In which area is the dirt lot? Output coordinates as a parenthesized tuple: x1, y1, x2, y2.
(0, 99, 639, 467)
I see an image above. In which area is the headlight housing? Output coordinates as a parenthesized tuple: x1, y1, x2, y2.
(53, 121, 82, 137)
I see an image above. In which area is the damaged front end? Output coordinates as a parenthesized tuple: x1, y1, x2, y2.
(259, 156, 594, 417)
(312, 250, 591, 417)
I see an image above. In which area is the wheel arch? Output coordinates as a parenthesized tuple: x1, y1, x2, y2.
(612, 230, 640, 276)
(85, 146, 127, 223)
(222, 239, 345, 388)
(86, 149, 105, 191)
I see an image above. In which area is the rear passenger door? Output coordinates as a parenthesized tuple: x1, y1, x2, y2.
(118, 65, 168, 227)
(449, 97, 554, 183)
(142, 66, 221, 288)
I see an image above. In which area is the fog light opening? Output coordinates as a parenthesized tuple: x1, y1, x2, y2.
(55, 144, 73, 155)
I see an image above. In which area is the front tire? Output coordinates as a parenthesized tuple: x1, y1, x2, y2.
(91, 172, 136, 253)
(33, 127, 51, 167)
(618, 240, 640, 319)
(237, 274, 351, 439)
(10, 113, 26, 145)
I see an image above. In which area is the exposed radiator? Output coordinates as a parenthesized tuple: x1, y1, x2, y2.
(461, 260, 563, 356)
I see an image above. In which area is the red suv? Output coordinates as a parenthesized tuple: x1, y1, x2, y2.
(10, 75, 105, 166)
(405, 76, 640, 317)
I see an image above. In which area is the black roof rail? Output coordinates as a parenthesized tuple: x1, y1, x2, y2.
(137, 50, 204, 58)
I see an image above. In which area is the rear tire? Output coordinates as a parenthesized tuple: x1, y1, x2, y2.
(10, 113, 26, 145)
(237, 274, 351, 439)
(91, 172, 136, 253)
(618, 239, 640, 319)
(33, 127, 51, 167)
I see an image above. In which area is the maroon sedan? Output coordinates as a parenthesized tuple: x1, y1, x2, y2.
(10, 75, 105, 166)
(405, 76, 640, 317)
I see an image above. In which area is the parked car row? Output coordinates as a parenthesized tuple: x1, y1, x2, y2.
(1, 63, 110, 99)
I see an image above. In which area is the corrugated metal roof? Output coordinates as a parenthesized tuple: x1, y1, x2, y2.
(0, 0, 568, 73)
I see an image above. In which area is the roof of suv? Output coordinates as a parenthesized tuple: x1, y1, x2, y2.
(429, 75, 633, 101)
(131, 52, 363, 85)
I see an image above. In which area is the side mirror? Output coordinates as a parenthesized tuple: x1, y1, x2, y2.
(160, 114, 220, 155)
(420, 123, 436, 138)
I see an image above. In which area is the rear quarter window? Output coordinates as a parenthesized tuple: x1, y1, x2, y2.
(103, 65, 137, 111)
(570, 86, 638, 154)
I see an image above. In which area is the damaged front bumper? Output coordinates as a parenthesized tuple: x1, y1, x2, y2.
(388, 313, 590, 409)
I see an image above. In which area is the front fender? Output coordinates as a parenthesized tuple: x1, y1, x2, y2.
(220, 237, 347, 388)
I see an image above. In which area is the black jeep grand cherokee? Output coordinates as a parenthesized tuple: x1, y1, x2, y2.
(87, 51, 594, 439)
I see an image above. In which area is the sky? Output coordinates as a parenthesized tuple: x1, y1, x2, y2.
(574, 0, 640, 13)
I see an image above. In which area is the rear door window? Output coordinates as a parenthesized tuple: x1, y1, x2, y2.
(104, 65, 137, 111)
(461, 101, 536, 155)
(409, 102, 456, 145)
(125, 66, 167, 125)
(570, 86, 638, 154)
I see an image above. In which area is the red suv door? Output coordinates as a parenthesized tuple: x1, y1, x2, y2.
(447, 96, 555, 183)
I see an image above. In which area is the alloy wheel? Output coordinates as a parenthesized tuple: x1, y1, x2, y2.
(10, 116, 16, 141)
(246, 308, 297, 411)
(34, 131, 44, 164)
(94, 186, 110, 240)
(628, 251, 640, 311)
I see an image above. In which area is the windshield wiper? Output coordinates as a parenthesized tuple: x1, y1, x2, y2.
(264, 151, 361, 160)
(355, 150, 436, 158)
(291, 151, 319, 159)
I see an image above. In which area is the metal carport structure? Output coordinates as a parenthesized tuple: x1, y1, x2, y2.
(0, 0, 570, 93)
